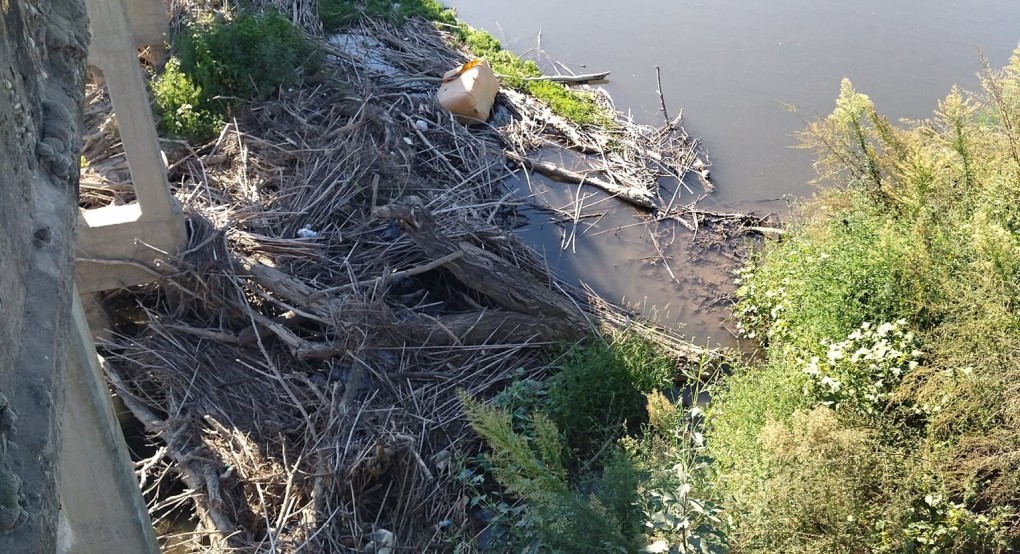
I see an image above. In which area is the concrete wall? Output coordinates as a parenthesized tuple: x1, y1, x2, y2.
(0, 0, 89, 549)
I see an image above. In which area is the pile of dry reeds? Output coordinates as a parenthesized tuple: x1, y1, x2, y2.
(85, 11, 719, 553)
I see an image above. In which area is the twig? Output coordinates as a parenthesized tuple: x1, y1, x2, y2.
(505, 150, 658, 210)
(655, 65, 670, 125)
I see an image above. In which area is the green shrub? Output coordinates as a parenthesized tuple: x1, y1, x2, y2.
(711, 54, 1020, 552)
(463, 385, 726, 554)
(152, 57, 218, 141)
(459, 331, 727, 553)
(178, 12, 319, 108)
(460, 394, 631, 552)
(752, 408, 905, 553)
(153, 12, 318, 142)
(801, 319, 921, 417)
(543, 335, 676, 459)
(733, 197, 908, 349)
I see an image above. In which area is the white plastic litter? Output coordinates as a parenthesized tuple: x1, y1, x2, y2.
(415, 119, 428, 131)
(297, 224, 318, 238)
(362, 529, 394, 554)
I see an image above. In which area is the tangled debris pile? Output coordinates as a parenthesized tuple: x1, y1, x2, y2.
(83, 13, 748, 553)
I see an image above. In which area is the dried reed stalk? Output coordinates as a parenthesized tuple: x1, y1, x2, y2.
(86, 12, 719, 553)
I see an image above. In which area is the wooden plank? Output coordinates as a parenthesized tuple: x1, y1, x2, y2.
(59, 288, 160, 553)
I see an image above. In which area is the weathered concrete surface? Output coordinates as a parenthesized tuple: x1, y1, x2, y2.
(0, 0, 89, 549)
(77, 0, 185, 293)
(59, 291, 160, 553)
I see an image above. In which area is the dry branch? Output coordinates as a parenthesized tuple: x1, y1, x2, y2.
(505, 150, 659, 209)
(523, 71, 610, 84)
(375, 197, 589, 333)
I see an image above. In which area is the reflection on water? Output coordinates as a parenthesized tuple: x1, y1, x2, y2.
(451, 0, 1020, 346)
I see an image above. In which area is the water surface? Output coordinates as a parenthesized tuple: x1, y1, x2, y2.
(449, 0, 1020, 345)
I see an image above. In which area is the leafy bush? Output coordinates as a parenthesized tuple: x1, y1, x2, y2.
(753, 408, 907, 553)
(152, 57, 218, 141)
(153, 12, 319, 141)
(543, 336, 676, 459)
(178, 12, 319, 105)
(711, 56, 1020, 552)
(460, 333, 726, 553)
(801, 319, 921, 416)
(460, 394, 631, 553)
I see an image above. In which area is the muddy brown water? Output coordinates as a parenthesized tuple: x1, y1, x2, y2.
(448, 0, 1020, 348)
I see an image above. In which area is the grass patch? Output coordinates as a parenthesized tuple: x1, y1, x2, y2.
(319, 0, 455, 33)
(709, 61, 1020, 552)
(449, 24, 612, 127)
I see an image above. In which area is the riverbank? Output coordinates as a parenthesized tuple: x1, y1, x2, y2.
(711, 73, 1020, 551)
(81, 1, 741, 551)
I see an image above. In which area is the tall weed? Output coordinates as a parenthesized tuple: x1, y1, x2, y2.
(713, 52, 1020, 552)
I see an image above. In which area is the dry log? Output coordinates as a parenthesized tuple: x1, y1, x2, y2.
(523, 71, 610, 84)
(748, 226, 786, 237)
(233, 236, 585, 350)
(374, 198, 588, 334)
(504, 150, 659, 210)
(501, 89, 603, 153)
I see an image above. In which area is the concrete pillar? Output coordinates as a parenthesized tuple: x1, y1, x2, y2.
(77, 0, 186, 293)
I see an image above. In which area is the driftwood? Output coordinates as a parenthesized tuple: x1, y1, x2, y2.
(505, 150, 659, 210)
(231, 200, 588, 352)
(523, 71, 610, 84)
(374, 198, 589, 333)
(409, 311, 583, 345)
(501, 89, 604, 154)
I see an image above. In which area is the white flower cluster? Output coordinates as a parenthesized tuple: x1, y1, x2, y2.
(734, 266, 792, 341)
(802, 319, 921, 412)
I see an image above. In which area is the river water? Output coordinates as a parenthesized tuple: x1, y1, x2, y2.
(448, 0, 1020, 346)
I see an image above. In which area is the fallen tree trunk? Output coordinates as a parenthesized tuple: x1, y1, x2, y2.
(505, 150, 659, 210)
(375, 198, 588, 332)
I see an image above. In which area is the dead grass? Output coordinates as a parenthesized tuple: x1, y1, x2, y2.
(82, 9, 717, 552)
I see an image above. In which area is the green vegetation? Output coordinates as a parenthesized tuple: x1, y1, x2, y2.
(152, 12, 319, 141)
(319, 0, 455, 32)
(711, 61, 1020, 551)
(460, 333, 726, 553)
(461, 52, 1020, 553)
(319, 0, 612, 126)
(152, 58, 218, 140)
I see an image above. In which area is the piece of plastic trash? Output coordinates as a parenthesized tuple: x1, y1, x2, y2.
(297, 224, 318, 238)
(362, 529, 394, 554)
(415, 119, 428, 131)
(437, 58, 499, 124)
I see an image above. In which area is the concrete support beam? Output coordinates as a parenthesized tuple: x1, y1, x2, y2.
(58, 289, 160, 553)
(78, 0, 186, 292)
(123, 0, 168, 48)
